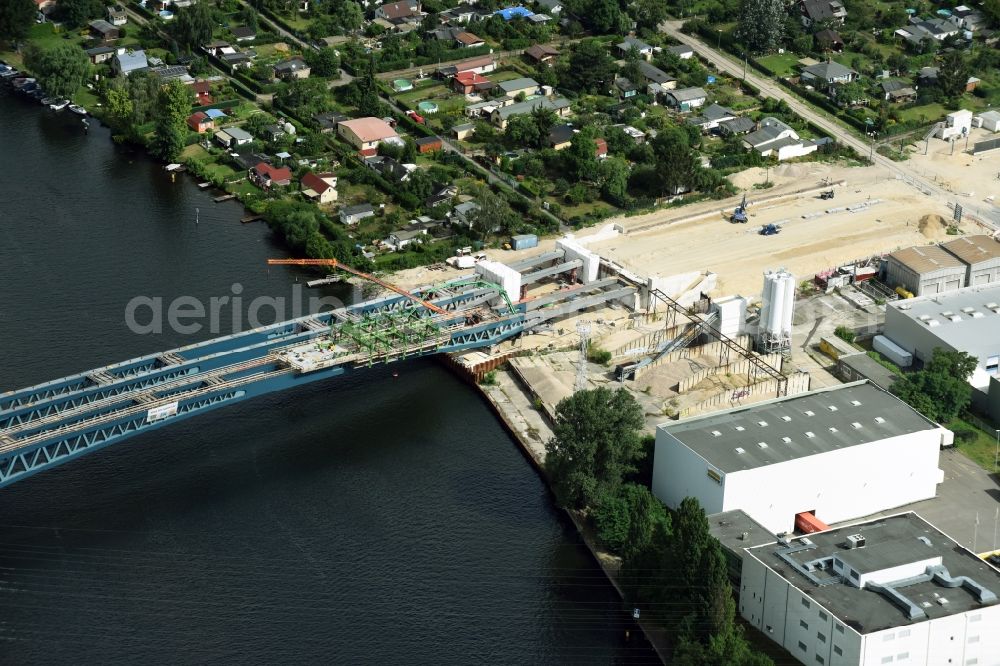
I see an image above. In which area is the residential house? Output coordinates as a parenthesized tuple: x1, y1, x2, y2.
(664, 86, 707, 112)
(190, 79, 213, 106)
(85, 45, 116, 65)
(526, 13, 552, 23)
(524, 44, 559, 66)
(895, 18, 960, 44)
(107, 5, 127, 25)
(89, 20, 120, 42)
(416, 136, 443, 153)
(313, 111, 348, 133)
(498, 77, 539, 98)
(452, 71, 494, 94)
(111, 48, 148, 76)
(340, 203, 376, 226)
(716, 115, 755, 136)
(214, 126, 254, 148)
(813, 28, 844, 52)
(386, 228, 427, 251)
(617, 36, 654, 60)
(490, 97, 571, 129)
(186, 111, 214, 133)
(742, 117, 818, 161)
(535, 0, 562, 13)
(300, 172, 338, 204)
(436, 55, 496, 78)
(430, 26, 484, 47)
(667, 44, 694, 59)
(880, 79, 917, 102)
(614, 77, 638, 100)
(376, 0, 422, 20)
(637, 61, 676, 89)
(263, 124, 287, 142)
(250, 162, 293, 190)
(950, 5, 986, 31)
(202, 40, 231, 57)
(273, 59, 310, 80)
(976, 110, 1000, 132)
(34, 0, 56, 15)
(799, 60, 857, 93)
(231, 26, 256, 42)
(494, 6, 533, 20)
(424, 184, 458, 208)
(594, 137, 608, 159)
(364, 155, 416, 182)
(438, 6, 477, 23)
(799, 0, 846, 27)
(451, 122, 476, 140)
(686, 103, 736, 132)
(219, 52, 254, 73)
(548, 123, 575, 150)
(338, 117, 401, 155)
(205, 108, 227, 122)
(615, 124, 646, 144)
(451, 201, 480, 227)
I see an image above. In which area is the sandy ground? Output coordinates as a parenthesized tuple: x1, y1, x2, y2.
(590, 163, 963, 297)
(902, 127, 1000, 209)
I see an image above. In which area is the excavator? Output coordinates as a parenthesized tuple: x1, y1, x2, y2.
(266, 258, 449, 315)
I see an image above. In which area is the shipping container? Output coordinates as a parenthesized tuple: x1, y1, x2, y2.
(873, 335, 913, 368)
(795, 511, 830, 534)
(511, 234, 538, 251)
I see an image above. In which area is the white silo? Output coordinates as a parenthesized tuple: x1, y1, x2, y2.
(757, 270, 794, 352)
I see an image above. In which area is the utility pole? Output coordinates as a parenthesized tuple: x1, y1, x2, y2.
(576, 321, 591, 393)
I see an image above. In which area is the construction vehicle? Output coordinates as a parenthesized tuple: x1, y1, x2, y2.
(820, 190, 835, 200)
(730, 194, 748, 223)
(267, 258, 448, 315)
(759, 223, 780, 236)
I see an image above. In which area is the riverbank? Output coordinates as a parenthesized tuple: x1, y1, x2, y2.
(470, 365, 672, 663)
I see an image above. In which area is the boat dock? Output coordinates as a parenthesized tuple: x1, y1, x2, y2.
(214, 194, 236, 203)
(240, 214, 264, 223)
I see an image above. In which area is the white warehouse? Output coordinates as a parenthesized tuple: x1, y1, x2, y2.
(651, 382, 950, 535)
(740, 512, 1000, 666)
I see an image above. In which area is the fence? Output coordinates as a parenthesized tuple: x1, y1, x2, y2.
(676, 372, 810, 419)
(972, 137, 1000, 155)
(676, 352, 784, 393)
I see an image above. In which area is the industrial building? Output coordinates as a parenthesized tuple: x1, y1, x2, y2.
(883, 284, 1000, 420)
(740, 512, 1000, 666)
(940, 234, 1000, 287)
(651, 381, 950, 535)
(885, 245, 966, 297)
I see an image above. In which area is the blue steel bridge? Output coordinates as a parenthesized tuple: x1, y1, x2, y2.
(0, 258, 636, 489)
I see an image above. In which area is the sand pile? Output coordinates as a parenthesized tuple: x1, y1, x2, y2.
(918, 213, 949, 239)
(727, 167, 767, 190)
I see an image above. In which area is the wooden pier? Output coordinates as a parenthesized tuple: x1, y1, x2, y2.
(213, 194, 236, 203)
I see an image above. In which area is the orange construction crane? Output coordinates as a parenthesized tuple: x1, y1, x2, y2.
(267, 258, 449, 315)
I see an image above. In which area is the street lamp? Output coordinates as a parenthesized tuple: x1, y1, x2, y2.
(717, 29, 722, 50)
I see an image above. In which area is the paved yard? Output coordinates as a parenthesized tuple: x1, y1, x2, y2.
(842, 448, 1000, 554)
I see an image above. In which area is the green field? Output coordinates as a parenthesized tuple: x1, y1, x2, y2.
(756, 53, 801, 78)
(949, 417, 1000, 472)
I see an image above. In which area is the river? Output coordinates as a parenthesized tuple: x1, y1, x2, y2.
(0, 90, 656, 662)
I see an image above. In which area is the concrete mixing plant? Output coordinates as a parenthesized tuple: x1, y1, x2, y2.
(757, 270, 795, 353)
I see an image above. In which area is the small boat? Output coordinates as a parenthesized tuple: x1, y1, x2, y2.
(68, 104, 87, 116)
(41, 96, 58, 106)
(48, 99, 69, 110)
(30, 89, 47, 101)
(11, 77, 35, 89)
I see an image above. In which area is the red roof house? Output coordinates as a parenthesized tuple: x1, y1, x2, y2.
(186, 111, 214, 133)
(250, 162, 292, 189)
(594, 137, 608, 159)
(452, 71, 493, 94)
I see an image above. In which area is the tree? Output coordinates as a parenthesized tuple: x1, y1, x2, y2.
(650, 128, 701, 196)
(505, 114, 541, 148)
(631, 0, 669, 32)
(470, 187, 518, 241)
(0, 0, 34, 45)
(172, 1, 216, 52)
(559, 40, 615, 94)
(305, 47, 341, 78)
(736, 0, 785, 54)
(24, 44, 90, 99)
(55, 0, 104, 29)
(937, 50, 970, 100)
(104, 82, 135, 132)
(152, 80, 192, 162)
(891, 349, 978, 422)
(599, 156, 630, 207)
(565, 126, 599, 182)
(239, 5, 260, 33)
(544, 387, 646, 509)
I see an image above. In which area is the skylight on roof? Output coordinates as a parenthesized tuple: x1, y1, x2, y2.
(758, 421, 768, 427)
(735, 426, 745, 432)
(852, 422, 863, 429)
(874, 416, 886, 424)
(757, 442, 768, 449)
(850, 400, 861, 407)
(782, 437, 791, 443)
(735, 447, 746, 454)
(829, 427, 838, 433)
(804, 410, 815, 417)
(711, 430, 722, 437)
(828, 405, 838, 411)
(805, 431, 815, 438)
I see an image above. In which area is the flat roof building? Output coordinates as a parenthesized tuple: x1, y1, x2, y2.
(652, 381, 949, 535)
(885, 245, 966, 297)
(741, 512, 1000, 666)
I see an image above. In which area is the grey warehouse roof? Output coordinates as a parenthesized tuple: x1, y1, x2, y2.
(887, 283, 1000, 337)
(889, 244, 965, 274)
(657, 381, 938, 473)
(940, 234, 1000, 267)
(746, 513, 1000, 633)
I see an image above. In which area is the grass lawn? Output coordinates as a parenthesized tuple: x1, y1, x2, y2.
(756, 52, 801, 78)
(896, 102, 949, 123)
(1, 23, 86, 66)
(948, 417, 1000, 472)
